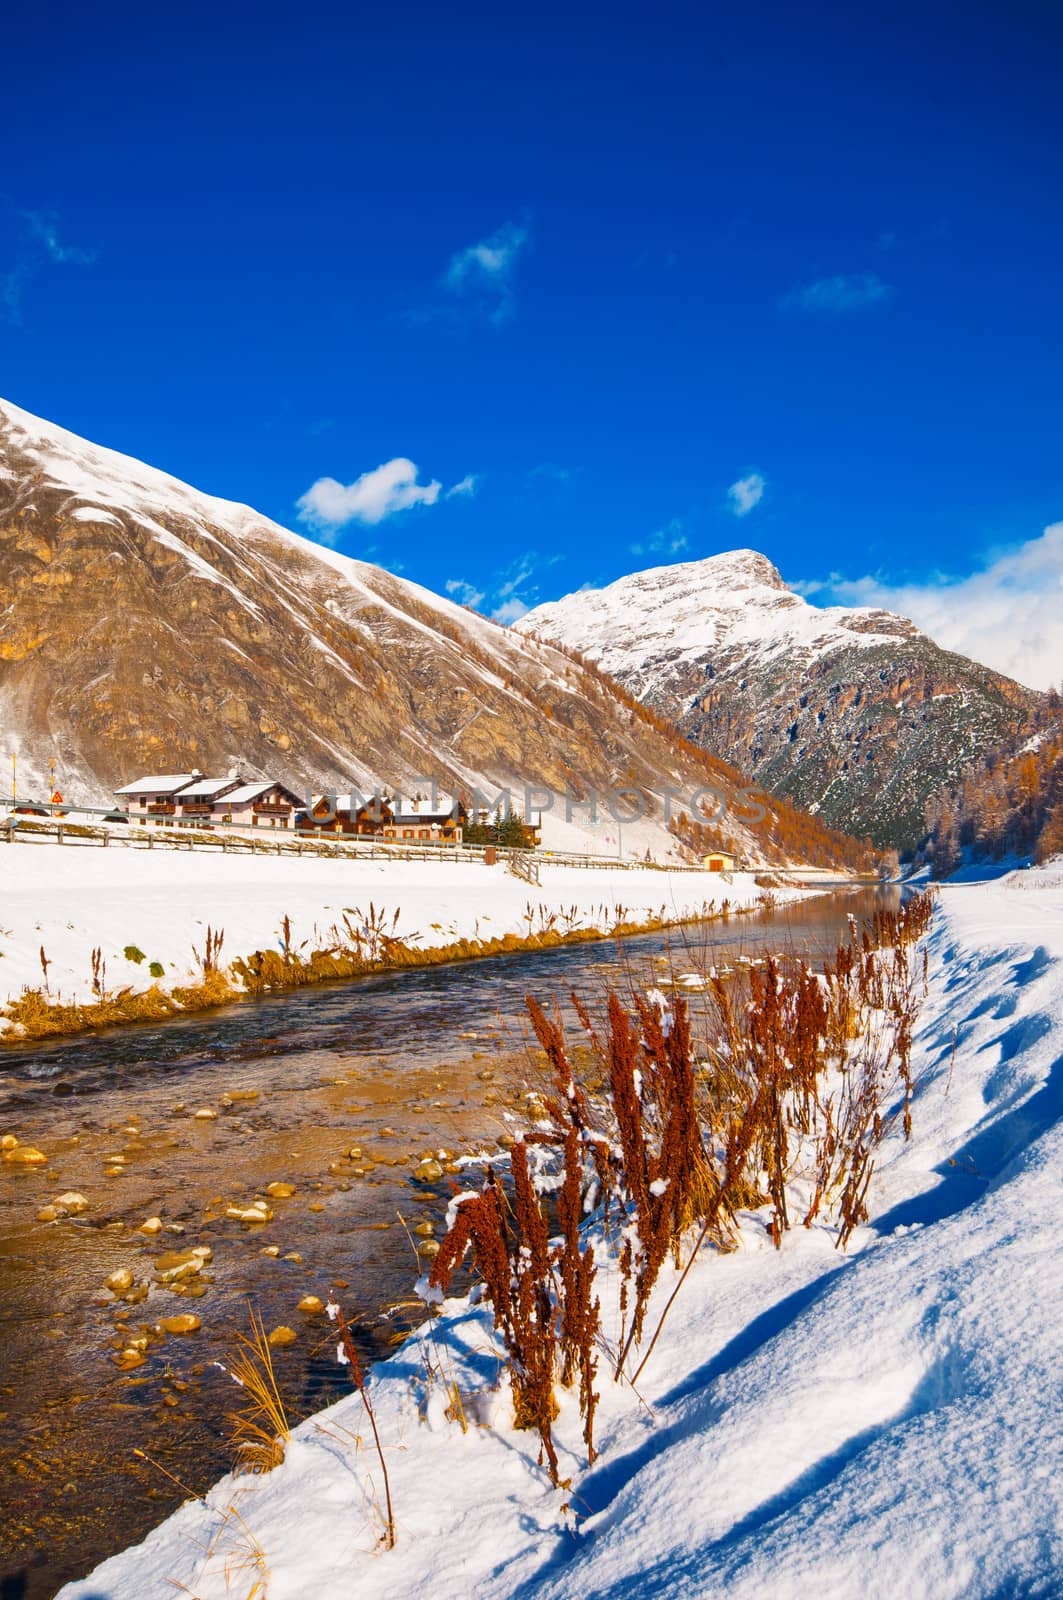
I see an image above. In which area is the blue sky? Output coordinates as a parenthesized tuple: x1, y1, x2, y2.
(3, 0, 1061, 684)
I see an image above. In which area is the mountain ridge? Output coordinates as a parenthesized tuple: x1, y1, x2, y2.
(517, 552, 1039, 850)
(0, 398, 878, 870)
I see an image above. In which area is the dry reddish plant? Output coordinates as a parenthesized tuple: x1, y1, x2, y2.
(429, 890, 936, 1468)
(429, 1165, 563, 1480)
(328, 1296, 395, 1549)
(556, 1127, 601, 1462)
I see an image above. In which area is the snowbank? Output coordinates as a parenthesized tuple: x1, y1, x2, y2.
(0, 841, 772, 1020)
(57, 866, 1063, 1598)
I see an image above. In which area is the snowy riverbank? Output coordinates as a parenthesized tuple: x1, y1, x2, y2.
(55, 863, 1063, 1598)
(0, 843, 783, 1031)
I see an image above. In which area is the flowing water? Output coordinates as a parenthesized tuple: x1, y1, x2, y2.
(0, 888, 897, 1598)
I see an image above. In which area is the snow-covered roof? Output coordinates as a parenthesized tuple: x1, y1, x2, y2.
(223, 781, 305, 805)
(311, 792, 392, 813)
(391, 792, 460, 822)
(177, 777, 241, 799)
(115, 774, 199, 796)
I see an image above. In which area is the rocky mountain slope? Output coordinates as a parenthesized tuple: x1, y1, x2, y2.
(0, 400, 873, 869)
(517, 552, 1039, 850)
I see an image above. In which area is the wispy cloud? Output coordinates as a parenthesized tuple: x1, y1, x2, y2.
(799, 520, 1063, 691)
(445, 474, 479, 500)
(445, 577, 486, 609)
(445, 549, 547, 623)
(727, 473, 766, 517)
(1, 208, 95, 323)
(779, 272, 893, 316)
(297, 456, 474, 540)
(443, 220, 529, 324)
(23, 211, 96, 267)
(631, 517, 688, 559)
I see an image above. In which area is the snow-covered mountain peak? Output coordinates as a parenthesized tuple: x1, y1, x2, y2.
(516, 550, 1037, 849)
(516, 548, 917, 692)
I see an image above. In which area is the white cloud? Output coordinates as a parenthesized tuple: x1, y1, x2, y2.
(297, 457, 475, 536)
(801, 521, 1063, 691)
(444, 221, 528, 324)
(780, 272, 893, 315)
(631, 517, 688, 558)
(445, 474, 478, 499)
(445, 577, 485, 609)
(727, 473, 766, 517)
(494, 597, 530, 624)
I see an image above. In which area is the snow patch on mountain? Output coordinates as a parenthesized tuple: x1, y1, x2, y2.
(517, 551, 918, 703)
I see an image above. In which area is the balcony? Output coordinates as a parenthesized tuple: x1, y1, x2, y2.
(146, 802, 176, 815)
(253, 801, 292, 816)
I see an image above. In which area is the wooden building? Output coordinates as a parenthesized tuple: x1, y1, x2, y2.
(116, 773, 202, 825)
(217, 781, 305, 829)
(115, 774, 304, 830)
(303, 793, 395, 836)
(702, 849, 740, 873)
(383, 793, 465, 845)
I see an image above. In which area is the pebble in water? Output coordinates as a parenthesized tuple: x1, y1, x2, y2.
(158, 1314, 201, 1336)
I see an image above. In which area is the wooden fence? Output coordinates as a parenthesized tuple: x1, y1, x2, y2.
(0, 811, 698, 875)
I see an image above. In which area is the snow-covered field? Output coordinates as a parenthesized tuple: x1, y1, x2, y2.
(0, 840, 772, 1022)
(56, 865, 1063, 1598)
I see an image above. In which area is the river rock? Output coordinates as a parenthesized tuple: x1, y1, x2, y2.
(226, 1202, 273, 1223)
(308, 1201, 324, 1213)
(106, 1268, 135, 1293)
(113, 1348, 146, 1371)
(346, 1146, 362, 1160)
(297, 1295, 325, 1314)
(140, 1217, 164, 1235)
(1, 1134, 18, 1151)
(260, 1245, 281, 1257)
(417, 1239, 441, 1258)
(154, 1250, 203, 1283)
(413, 1221, 435, 1237)
(4, 1144, 47, 1165)
(37, 1205, 59, 1222)
(193, 1108, 218, 1121)
(266, 1182, 296, 1198)
(282, 1251, 302, 1263)
(413, 1159, 445, 1182)
(159, 1313, 201, 1335)
(54, 1191, 89, 1216)
(268, 1325, 297, 1347)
